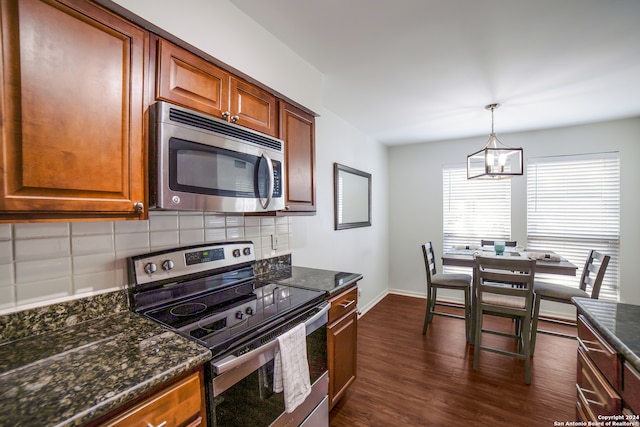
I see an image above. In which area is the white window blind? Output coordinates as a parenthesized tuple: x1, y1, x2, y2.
(443, 166, 511, 268)
(527, 153, 620, 301)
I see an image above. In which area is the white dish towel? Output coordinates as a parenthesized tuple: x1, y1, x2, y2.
(273, 323, 311, 413)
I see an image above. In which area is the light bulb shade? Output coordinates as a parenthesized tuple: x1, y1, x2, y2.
(467, 142, 523, 179)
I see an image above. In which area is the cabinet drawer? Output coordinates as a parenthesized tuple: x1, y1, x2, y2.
(101, 371, 204, 427)
(578, 315, 621, 390)
(328, 287, 358, 324)
(577, 348, 621, 419)
(623, 362, 640, 414)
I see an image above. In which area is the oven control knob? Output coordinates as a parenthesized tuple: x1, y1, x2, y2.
(162, 260, 175, 271)
(144, 262, 157, 275)
(245, 307, 254, 316)
(232, 249, 241, 258)
(235, 311, 244, 320)
(243, 247, 251, 256)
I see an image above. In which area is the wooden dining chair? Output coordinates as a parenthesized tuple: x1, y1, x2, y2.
(530, 250, 610, 354)
(473, 255, 537, 384)
(480, 239, 518, 247)
(421, 242, 472, 341)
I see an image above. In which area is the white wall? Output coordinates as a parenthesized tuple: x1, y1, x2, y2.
(291, 109, 389, 312)
(388, 117, 640, 318)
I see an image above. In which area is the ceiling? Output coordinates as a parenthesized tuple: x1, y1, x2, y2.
(230, 0, 640, 146)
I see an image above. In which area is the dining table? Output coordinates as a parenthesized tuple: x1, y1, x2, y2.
(441, 247, 578, 344)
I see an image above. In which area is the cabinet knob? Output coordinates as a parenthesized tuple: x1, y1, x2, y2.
(222, 111, 230, 120)
(231, 115, 239, 123)
(147, 422, 167, 427)
(144, 262, 157, 275)
(133, 201, 144, 212)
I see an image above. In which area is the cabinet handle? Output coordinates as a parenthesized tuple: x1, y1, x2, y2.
(575, 384, 607, 409)
(222, 111, 230, 120)
(577, 337, 607, 353)
(340, 299, 356, 308)
(133, 201, 144, 212)
(231, 115, 239, 123)
(147, 422, 167, 427)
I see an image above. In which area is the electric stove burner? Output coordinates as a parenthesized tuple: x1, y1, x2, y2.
(170, 302, 207, 317)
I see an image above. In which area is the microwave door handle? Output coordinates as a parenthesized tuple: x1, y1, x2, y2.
(260, 152, 275, 209)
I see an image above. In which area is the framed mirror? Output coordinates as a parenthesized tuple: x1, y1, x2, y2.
(334, 163, 371, 230)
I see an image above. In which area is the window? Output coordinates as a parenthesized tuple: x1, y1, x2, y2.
(443, 165, 511, 272)
(527, 153, 620, 300)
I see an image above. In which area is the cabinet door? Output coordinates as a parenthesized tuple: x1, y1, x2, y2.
(99, 370, 205, 427)
(229, 76, 278, 137)
(156, 37, 229, 119)
(0, 0, 147, 221)
(279, 102, 316, 213)
(328, 309, 357, 409)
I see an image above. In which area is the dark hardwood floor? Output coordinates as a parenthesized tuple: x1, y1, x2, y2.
(329, 294, 578, 426)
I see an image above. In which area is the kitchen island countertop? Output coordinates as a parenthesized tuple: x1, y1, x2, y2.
(573, 297, 640, 372)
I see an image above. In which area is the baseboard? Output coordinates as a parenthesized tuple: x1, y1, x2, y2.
(358, 289, 389, 317)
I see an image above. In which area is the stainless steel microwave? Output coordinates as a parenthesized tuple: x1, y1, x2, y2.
(149, 101, 285, 213)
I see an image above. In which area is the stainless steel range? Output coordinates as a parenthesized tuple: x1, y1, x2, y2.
(127, 241, 329, 427)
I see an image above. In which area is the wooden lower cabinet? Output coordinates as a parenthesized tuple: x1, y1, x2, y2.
(576, 315, 637, 421)
(0, 0, 148, 222)
(328, 285, 358, 409)
(623, 362, 640, 415)
(97, 369, 207, 427)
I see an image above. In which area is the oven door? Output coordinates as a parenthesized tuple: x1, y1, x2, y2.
(207, 303, 329, 427)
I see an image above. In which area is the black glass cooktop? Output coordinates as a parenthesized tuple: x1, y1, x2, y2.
(141, 278, 325, 355)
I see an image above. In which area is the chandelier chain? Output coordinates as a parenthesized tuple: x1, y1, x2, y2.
(491, 106, 495, 134)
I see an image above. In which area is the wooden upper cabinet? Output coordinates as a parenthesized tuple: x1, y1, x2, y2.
(0, 0, 148, 222)
(280, 102, 316, 213)
(229, 76, 278, 137)
(155, 38, 278, 137)
(156, 37, 229, 119)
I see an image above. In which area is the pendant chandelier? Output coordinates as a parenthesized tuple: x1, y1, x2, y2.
(467, 103, 523, 180)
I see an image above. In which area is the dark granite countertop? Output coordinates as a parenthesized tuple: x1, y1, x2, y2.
(258, 266, 363, 297)
(0, 297, 211, 427)
(573, 297, 640, 372)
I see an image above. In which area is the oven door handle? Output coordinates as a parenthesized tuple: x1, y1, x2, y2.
(212, 302, 329, 375)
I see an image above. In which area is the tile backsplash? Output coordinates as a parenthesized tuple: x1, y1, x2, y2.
(0, 212, 292, 314)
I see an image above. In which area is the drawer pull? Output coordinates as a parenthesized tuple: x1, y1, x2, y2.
(577, 336, 607, 353)
(340, 300, 356, 309)
(148, 422, 167, 427)
(576, 384, 607, 409)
